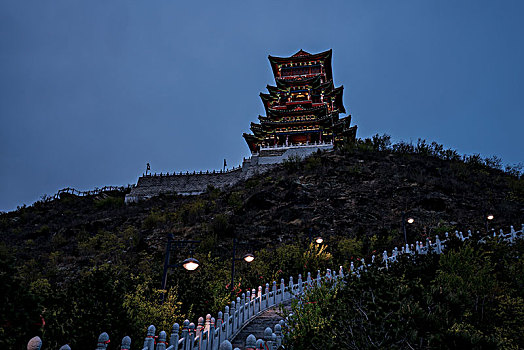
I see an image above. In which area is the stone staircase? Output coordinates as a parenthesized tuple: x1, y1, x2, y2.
(231, 300, 292, 349)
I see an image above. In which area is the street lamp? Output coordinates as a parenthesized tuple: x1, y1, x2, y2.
(486, 213, 494, 232)
(307, 228, 323, 245)
(230, 237, 255, 295)
(182, 257, 200, 271)
(160, 234, 201, 303)
(401, 212, 415, 245)
(243, 253, 255, 263)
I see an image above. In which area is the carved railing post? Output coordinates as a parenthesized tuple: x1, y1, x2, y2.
(27, 337, 42, 350)
(230, 300, 236, 334)
(156, 331, 167, 350)
(218, 340, 232, 350)
(271, 281, 277, 306)
(245, 334, 257, 350)
(274, 323, 282, 348)
(279, 278, 285, 303)
(255, 339, 265, 349)
(96, 332, 110, 350)
(188, 323, 196, 350)
(306, 272, 312, 289)
(208, 316, 215, 350)
(264, 283, 270, 309)
(217, 311, 224, 345)
(169, 323, 179, 348)
(196, 316, 204, 348)
(143, 325, 155, 350)
(245, 291, 250, 319)
(223, 306, 230, 339)
(264, 327, 273, 350)
(121, 336, 131, 350)
(181, 320, 189, 350)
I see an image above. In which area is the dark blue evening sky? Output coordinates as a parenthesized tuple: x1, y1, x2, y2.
(1, 0, 523, 212)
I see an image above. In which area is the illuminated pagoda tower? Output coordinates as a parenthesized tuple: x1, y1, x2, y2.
(243, 49, 357, 153)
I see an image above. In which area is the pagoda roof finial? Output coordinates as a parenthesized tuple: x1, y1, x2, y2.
(292, 49, 311, 57)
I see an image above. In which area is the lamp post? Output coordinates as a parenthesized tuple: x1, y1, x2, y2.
(230, 237, 255, 296)
(160, 234, 201, 304)
(486, 213, 494, 233)
(401, 212, 415, 245)
(307, 228, 323, 245)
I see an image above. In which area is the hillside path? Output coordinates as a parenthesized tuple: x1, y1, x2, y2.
(231, 299, 292, 349)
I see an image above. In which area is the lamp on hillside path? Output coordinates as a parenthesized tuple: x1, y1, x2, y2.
(401, 212, 415, 245)
(160, 234, 201, 304)
(230, 237, 255, 296)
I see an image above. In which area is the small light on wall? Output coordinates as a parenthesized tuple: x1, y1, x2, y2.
(182, 257, 200, 271)
(407, 218, 415, 224)
(315, 237, 324, 244)
(487, 214, 494, 221)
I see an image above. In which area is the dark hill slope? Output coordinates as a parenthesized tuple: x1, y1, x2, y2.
(1, 144, 523, 348)
(1, 146, 523, 277)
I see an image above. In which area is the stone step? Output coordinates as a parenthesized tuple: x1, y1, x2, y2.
(231, 301, 291, 349)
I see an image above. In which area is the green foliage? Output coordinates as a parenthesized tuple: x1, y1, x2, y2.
(284, 281, 340, 348)
(227, 191, 244, 211)
(285, 241, 524, 349)
(94, 196, 124, 209)
(123, 278, 183, 334)
(283, 155, 303, 172)
(302, 243, 332, 273)
(173, 254, 230, 317)
(177, 200, 206, 225)
(371, 133, 392, 151)
(36, 224, 50, 236)
(210, 214, 232, 236)
(245, 242, 333, 289)
(142, 209, 167, 229)
(0, 243, 42, 349)
(51, 232, 67, 247)
(78, 230, 124, 259)
(305, 154, 322, 170)
(435, 246, 497, 318)
(206, 185, 222, 200)
(332, 237, 362, 261)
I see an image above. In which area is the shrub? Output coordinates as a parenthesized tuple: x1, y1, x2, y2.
(94, 196, 124, 209)
(177, 200, 206, 225)
(227, 192, 243, 211)
(123, 279, 184, 335)
(142, 210, 167, 229)
(371, 133, 392, 151)
(283, 155, 303, 172)
(305, 155, 322, 170)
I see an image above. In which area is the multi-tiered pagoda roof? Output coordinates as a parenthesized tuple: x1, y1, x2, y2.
(243, 49, 357, 153)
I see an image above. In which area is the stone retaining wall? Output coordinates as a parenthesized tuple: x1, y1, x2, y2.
(125, 143, 333, 203)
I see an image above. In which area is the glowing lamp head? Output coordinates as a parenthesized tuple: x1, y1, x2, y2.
(407, 218, 415, 224)
(182, 257, 200, 271)
(315, 237, 324, 244)
(243, 253, 255, 263)
(487, 214, 494, 221)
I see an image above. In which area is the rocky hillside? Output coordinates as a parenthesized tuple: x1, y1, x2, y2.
(1, 137, 523, 348)
(2, 140, 522, 262)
